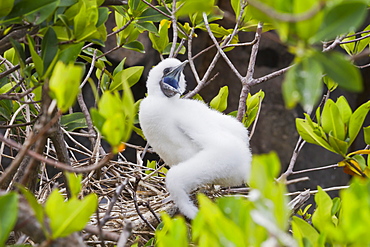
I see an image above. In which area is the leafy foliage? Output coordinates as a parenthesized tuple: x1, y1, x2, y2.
(0, 192, 18, 246)
(0, 0, 370, 245)
(155, 152, 294, 246)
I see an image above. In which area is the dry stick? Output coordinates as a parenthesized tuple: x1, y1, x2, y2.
(203, 12, 243, 82)
(99, 179, 128, 227)
(129, 176, 156, 231)
(278, 138, 306, 182)
(323, 35, 346, 52)
(141, 0, 171, 19)
(84, 225, 120, 242)
(77, 49, 97, 148)
(82, 18, 134, 50)
(0, 57, 32, 80)
(142, 201, 161, 224)
(0, 107, 61, 189)
(186, 28, 201, 84)
(116, 221, 133, 247)
(292, 164, 339, 175)
(173, 38, 185, 58)
(340, 33, 370, 45)
(287, 185, 349, 197)
(0, 116, 38, 128)
(279, 90, 331, 181)
(0, 133, 35, 189)
(169, 0, 178, 58)
(237, 22, 263, 122)
(0, 133, 114, 173)
(0, 103, 28, 166)
(252, 65, 293, 86)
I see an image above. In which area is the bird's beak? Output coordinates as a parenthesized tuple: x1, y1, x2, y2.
(160, 61, 187, 97)
(166, 60, 187, 80)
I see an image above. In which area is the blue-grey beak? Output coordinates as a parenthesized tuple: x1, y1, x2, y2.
(160, 61, 187, 97)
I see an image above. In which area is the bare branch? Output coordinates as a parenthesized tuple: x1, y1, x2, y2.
(236, 22, 263, 121)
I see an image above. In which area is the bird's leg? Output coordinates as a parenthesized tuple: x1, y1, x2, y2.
(166, 165, 199, 219)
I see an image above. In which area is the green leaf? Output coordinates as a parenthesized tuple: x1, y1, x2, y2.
(348, 100, 370, 146)
(10, 39, 26, 69)
(138, 7, 170, 22)
(59, 42, 84, 64)
(27, 35, 44, 76)
(231, 0, 241, 17)
(163, 42, 186, 55)
(314, 51, 362, 92)
(291, 216, 319, 247)
(193, 194, 246, 246)
(312, 187, 335, 232)
(311, 1, 367, 43)
(45, 189, 98, 239)
(97, 91, 123, 119)
(0, 0, 14, 18)
(145, 160, 156, 174)
(282, 55, 323, 111)
(128, 0, 147, 16)
(323, 76, 338, 92)
(176, 0, 214, 17)
(198, 23, 231, 38)
(341, 25, 370, 55)
(113, 57, 126, 76)
(328, 133, 349, 156)
(135, 21, 158, 34)
(331, 197, 341, 216)
(210, 86, 228, 112)
(156, 213, 188, 247)
(64, 172, 83, 198)
(293, 0, 323, 42)
(60, 112, 87, 131)
(110, 66, 144, 91)
(90, 108, 105, 133)
(0, 192, 18, 246)
(364, 126, 370, 145)
(0, 0, 57, 25)
(73, 0, 99, 41)
(321, 99, 346, 141)
(25, 0, 59, 25)
(49, 62, 83, 112)
(97, 7, 109, 27)
(335, 96, 352, 126)
(122, 40, 145, 53)
(102, 112, 126, 147)
(296, 118, 335, 153)
(148, 19, 170, 53)
(244, 90, 265, 128)
(42, 27, 59, 74)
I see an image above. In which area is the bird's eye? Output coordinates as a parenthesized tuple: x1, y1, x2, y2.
(163, 67, 172, 75)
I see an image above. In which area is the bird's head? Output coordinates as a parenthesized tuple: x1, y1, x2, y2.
(147, 58, 187, 98)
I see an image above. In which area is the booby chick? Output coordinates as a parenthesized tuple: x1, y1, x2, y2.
(139, 58, 252, 219)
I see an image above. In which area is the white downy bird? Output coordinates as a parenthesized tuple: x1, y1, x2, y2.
(139, 58, 252, 219)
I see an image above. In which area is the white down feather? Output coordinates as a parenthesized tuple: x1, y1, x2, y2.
(139, 58, 252, 219)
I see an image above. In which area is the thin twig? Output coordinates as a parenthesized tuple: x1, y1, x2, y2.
(169, 0, 178, 58)
(0, 133, 114, 173)
(128, 176, 156, 231)
(116, 222, 133, 247)
(203, 13, 243, 81)
(292, 164, 339, 175)
(99, 179, 128, 226)
(236, 22, 263, 121)
(287, 185, 349, 196)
